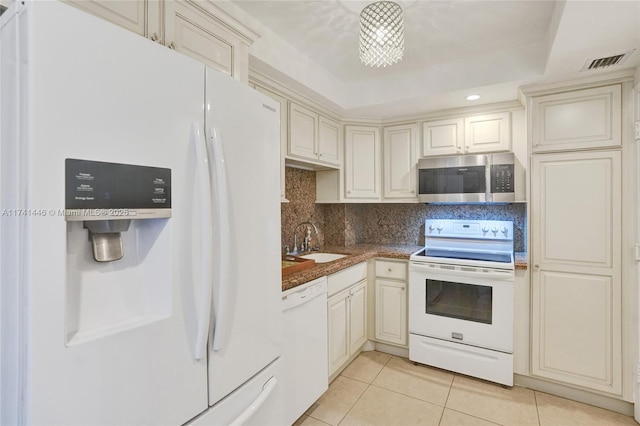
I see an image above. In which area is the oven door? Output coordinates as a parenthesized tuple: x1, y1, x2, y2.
(408, 262, 514, 353)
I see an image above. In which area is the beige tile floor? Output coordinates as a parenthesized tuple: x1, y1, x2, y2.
(294, 351, 638, 426)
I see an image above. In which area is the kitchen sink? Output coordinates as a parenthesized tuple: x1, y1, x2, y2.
(299, 253, 347, 263)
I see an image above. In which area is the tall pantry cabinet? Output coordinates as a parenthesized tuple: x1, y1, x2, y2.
(525, 79, 630, 398)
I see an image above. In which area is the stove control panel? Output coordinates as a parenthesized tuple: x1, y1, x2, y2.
(425, 219, 513, 240)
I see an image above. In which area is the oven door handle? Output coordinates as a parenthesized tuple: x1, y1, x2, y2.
(410, 262, 514, 280)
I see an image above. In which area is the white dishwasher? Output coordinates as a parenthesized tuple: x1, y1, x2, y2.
(282, 276, 328, 426)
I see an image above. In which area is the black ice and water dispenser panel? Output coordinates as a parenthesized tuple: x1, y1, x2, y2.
(65, 159, 172, 262)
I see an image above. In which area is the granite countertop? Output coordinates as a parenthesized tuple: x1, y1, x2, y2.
(282, 244, 529, 291)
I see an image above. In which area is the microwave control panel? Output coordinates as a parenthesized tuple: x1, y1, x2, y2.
(490, 163, 514, 193)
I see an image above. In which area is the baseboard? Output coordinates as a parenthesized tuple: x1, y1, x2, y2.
(514, 374, 634, 416)
(372, 341, 409, 358)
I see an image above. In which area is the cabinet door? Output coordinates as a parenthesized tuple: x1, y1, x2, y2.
(165, 1, 233, 76)
(254, 85, 288, 202)
(531, 150, 621, 394)
(375, 279, 407, 346)
(344, 125, 381, 200)
(65, 0, 162, 40)
(327, 290, 350, 376)
(383, 124, 417, 200)
(349, 280, 368, 356)
(289, 103, 318, 161)
(421, 118, 463, 157)
(464, 112, 511, 153)
(531, 85, 621, 153)
(318, 116, 341, 166)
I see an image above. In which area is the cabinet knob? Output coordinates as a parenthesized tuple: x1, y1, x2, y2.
(347, 190, 351, 194)
(534, 264, 540, 271)
(150, 33, 159, 42)
(388, 268, 392, 272)
(168, 41, 175, 50)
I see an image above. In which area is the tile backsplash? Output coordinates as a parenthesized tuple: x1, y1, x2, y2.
(282, 167, 527, 253)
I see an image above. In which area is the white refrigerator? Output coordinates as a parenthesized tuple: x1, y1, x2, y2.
(0, 1, 283, 425)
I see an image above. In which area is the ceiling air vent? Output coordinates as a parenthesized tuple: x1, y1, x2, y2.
(581, 50, 635, 71)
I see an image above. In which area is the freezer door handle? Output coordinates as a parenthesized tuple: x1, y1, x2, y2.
(209, 128, 231, 352)
(192, 123, 214, 360)
(230, 377, 278, 426)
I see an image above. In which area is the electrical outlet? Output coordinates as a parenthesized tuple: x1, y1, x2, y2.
(635, 121, 640, 140)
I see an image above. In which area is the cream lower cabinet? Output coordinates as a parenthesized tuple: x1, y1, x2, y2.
(531, 150, 622, 395)
(327, 262, 368, 377)
(374, 259, 408, 347)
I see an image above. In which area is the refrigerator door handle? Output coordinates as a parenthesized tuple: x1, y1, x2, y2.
(229, 377, 278, 426)
(192, 123, 214, 361)
(208, 128, 230, 352)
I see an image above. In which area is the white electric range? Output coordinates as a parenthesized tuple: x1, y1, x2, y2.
(408, 219, 515, 386)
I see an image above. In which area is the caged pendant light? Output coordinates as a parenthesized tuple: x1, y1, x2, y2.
(359, 1, 405, 67)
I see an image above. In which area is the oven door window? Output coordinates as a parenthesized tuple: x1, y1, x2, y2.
(425, 279, 492, 324)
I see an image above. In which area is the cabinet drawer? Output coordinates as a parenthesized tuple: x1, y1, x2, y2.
(327, 262, 367, 297)
(375, 260, 407, 280)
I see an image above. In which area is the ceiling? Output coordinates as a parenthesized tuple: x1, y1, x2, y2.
(226, 0, 640, 119)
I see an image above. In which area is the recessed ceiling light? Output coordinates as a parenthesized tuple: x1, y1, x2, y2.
(466, 94, 480, 101)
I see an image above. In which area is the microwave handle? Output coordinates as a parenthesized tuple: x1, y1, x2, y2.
(484, 155, 492, 202)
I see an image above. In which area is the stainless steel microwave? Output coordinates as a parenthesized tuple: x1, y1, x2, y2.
(417, 153, 521, 203)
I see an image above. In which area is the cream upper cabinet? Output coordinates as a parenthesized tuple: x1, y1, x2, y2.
(289, 103, 318, 160)
(164, 1, 253, 83)
(253, 84, 288, 202)
(422, 118, 464, 157)
(531, 150, 622, 395)
(374, 259, 408, 347)
(67, 0, 255, 83)
(464, 112, 511, 153)
(383, 124, 417, 200)
(288, 103, 341, 167)
(344, 125, 381, 200)
(422, 112, 511, 157)
(530, 85, 621, 153)
(318, 116, 341, 165)
(65, 0, 162, 41)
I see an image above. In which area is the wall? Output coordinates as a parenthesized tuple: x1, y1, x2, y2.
(282, 167, 527, 252)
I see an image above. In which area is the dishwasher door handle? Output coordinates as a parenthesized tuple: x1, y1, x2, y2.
(282, 283, 326, 311)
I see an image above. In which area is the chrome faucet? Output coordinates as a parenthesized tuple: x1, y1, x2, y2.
(292, 221, 319, 254)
